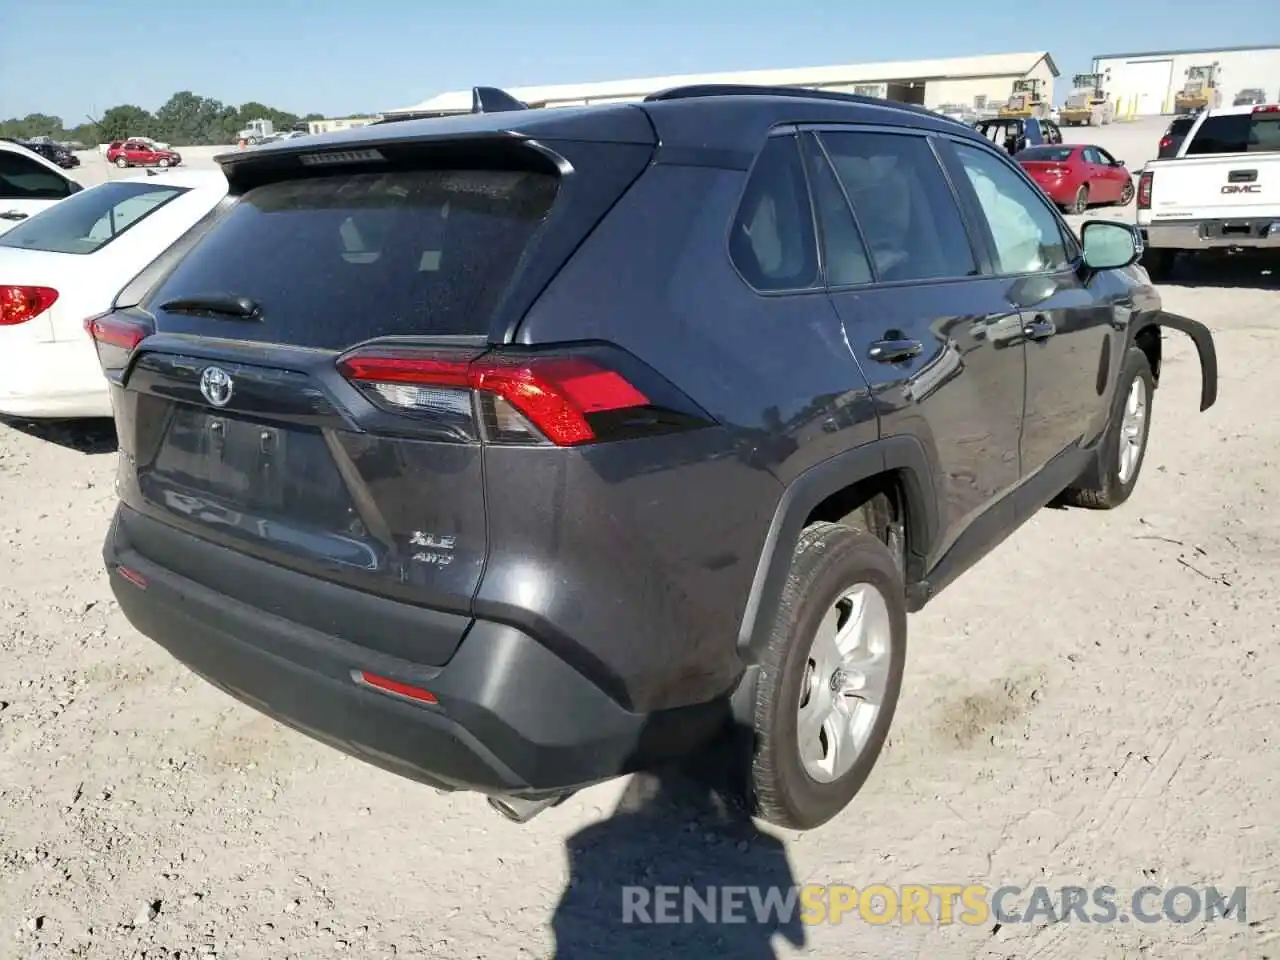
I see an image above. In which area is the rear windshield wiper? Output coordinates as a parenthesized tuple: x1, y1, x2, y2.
(158, 294, 262, 320)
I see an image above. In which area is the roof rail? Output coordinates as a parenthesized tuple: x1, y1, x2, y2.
(643, 84, 944, 120)
(471, 86, 529, 114)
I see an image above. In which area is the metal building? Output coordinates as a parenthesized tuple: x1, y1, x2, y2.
(383, 51, 1059, 119)
(1092, 45, 1280, 116)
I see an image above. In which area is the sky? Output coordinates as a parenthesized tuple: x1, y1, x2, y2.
(2, 0, 1278, 122)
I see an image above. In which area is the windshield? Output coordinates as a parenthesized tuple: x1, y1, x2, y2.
(1017, 146, 1074, 162)
(0, 180, 187, 255)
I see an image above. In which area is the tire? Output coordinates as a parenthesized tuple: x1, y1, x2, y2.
(158, 158, 169, 168)
(1141, 247, 1175, 281)
(1068, 185, 1089, 215)
(1061, 347, 1155, 510)
(748, 521, 907, 831)
(114, 156, 128, 168)
(1118, 179, 1135, 206)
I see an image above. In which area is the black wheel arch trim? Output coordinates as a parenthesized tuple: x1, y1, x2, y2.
(1148, 311, 1218, 411)
(736, 435, 939, 666)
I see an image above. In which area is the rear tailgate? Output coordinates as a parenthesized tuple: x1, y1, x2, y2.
(1148, 106, 1280, 220)
(1146, 153, 1280, 220)
(100, 124, 655, 663)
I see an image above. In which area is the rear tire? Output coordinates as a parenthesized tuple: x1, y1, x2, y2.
(1061, 347, 1154, 510)
(1141, 247, 1175, 281)
(114, 156, 128, 168)
(1067, 185, 1089, 215)
(748, 522, 907, 831)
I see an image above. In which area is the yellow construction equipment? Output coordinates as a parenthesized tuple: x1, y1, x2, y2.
(1059, 73, 1114, 126)
(998, 79, 1049, 119)
(1174, 65, 1223, 115)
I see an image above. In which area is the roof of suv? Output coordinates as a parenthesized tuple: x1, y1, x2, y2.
(217, 85, 993, 176)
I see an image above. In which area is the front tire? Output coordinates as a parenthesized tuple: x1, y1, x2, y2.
(1061, 347, 1154, 510)
(1118, 179, 1135, 206)
(748, 521, 906, 831)
(114, 156, 128, 168)
(157, 158, 170, 168)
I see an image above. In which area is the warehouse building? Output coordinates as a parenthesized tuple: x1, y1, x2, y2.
(1092, 45, 1280, 115)
(383, 51, 1059, 119)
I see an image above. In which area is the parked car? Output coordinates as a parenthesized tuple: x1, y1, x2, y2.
(90, 84, 1217, 831)
(0, 170, 228, 418)
(18, 140, 80, 168)
(975, 115, 1064, 154)
(1157, 115, 1197, 159)
(1015, 144, 1135, 214)
(106, 139, 183, 169)
(1137, 102, 1280, 279)
(1233, 88, 1267, 107)
(0, 138, 83, 237)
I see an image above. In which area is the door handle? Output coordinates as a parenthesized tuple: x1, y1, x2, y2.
(868, 337, 923, 363)
(0, 210, 28, 221)
(1022, 316, 1056, 341)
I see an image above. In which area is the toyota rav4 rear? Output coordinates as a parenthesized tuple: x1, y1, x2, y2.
(94, 106, 778, 820)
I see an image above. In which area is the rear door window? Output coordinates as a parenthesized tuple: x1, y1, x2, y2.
(144, 168, 558, 348)
(0, 180, 188, 254)
(816, 130, 978, 283)
(1186, 111, 1280, 154)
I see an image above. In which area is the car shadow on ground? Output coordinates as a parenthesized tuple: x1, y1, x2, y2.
(550, 730, 807, 959)
(0, 416, 117, 454)
(1163, 252, 1280, 290)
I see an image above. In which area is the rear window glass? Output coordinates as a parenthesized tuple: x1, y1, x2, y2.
(0, 180, 187, 255)
(1017, 146, 1074, 162)
(1186, 111, 1280, 154)
(1167, 116, 1195, 134)
(145, 168, 558, 348)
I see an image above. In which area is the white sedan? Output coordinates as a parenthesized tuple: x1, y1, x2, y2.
(0, 169, 228, 419)
(0, 138, 85, 236)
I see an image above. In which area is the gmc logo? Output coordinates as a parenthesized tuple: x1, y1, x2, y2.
(1222, 184, 1262, 194)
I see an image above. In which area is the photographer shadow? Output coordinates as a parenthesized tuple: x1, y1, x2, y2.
(550, 731, 807, 959)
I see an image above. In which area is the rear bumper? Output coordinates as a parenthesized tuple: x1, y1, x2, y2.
(0, 337, 113, 419)
(1141, 218, 1280, 250)
(104, 507, 729, 797)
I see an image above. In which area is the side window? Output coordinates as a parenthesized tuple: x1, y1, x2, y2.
(729, 135, 819, 291)
(798, 134, 873, 286)
(952, 142, 1071, 275)
(1082, 147, 1101, 165)
(817, 130, 978, 283)
(1045, 122, 1062, 145)
(0, 152, 73, 201)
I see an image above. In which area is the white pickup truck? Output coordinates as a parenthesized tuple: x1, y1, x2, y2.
(1136, 102, 1280, 278)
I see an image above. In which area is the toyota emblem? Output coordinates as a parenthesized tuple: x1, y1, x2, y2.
(200, 366, 234, 407)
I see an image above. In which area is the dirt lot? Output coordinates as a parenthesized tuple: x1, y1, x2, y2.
(2, 118, 1276, 959)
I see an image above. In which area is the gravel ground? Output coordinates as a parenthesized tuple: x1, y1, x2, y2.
(2, 117, 1276, 959)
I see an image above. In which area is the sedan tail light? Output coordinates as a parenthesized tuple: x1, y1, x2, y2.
(1252, 104, 1280, 113)
(0, 285, 58, 326)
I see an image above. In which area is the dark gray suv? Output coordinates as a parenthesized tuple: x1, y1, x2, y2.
(92, 85, 1218, 831)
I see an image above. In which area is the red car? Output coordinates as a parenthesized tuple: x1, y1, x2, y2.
(106, 139, 182, 169)
(1014, 144, 1134, 214)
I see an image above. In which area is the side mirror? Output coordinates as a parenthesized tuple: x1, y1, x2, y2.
(1081, 220, 1140, 271)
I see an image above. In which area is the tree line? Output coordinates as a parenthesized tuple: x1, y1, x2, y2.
(1, 91, 375, 147)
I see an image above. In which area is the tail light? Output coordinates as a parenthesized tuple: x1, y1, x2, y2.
(1159, 136, 1172, 150)
(85, 312, 152, 372)
(0, 285, 58, 326)
(1042, 166, 1066, 177)
(1137, 171, 1153, 210)
(1253, 104, 1280, 113)
(336, 344, 714, 447)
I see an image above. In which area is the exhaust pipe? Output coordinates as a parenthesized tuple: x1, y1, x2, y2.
(487, 793, 570, 824)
